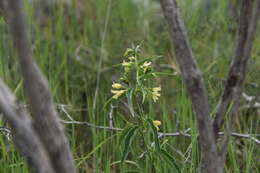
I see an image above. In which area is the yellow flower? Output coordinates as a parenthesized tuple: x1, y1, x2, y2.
(128, 56, 136, 61)
(112, 83, 124, 89)
(111, 89, 126, 99)
(141, 61, 152, 73)
(142, 61, 152, 67)
(152, 87, 161, 102)
(122, 60, 132, 72)
(122, 60, 132, 67)
(153, 120, 162, 131)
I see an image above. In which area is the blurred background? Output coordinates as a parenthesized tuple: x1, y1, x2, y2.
(0, 0, 259, 172)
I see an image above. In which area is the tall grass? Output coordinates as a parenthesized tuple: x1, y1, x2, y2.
(0, 0, 259, 172)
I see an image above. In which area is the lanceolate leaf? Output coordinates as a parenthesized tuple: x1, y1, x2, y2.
(140, 85, 147, 103)
(126, 88, 135, 117)
(160, 149, 181, 173)
(137, 56, 162, 65)
(124, 171, 140, 173)
(147, 118, 180, 171)
(119, 124, 134, 145)
(121, 125, 139, 163)
(147, 118, 160, 150)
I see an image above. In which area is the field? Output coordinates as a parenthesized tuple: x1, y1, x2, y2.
(0, 0, 259, 172)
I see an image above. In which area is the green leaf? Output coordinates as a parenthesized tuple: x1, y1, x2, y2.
(121, 125, 139, 163)
(152, 72, 177, 77)
(111, 160, 140, 169)
(124, 48, 134, 57)
(76, 134, 118, 167)
(139, 72, 177, 80)
(137, 55, 162, 65)
(126, 88, 135, 117)
(140, 85, 147, 103)
(119, 124, 134, 145)
(103, 97, 114, 110)
(134, 43, 142, 55)
(160, 149, 181, 173)
(147, 118, 160, 151)
(147, 119, 180, 171)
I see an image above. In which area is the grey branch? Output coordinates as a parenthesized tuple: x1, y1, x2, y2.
(60, 107, 260, 145)
(3, 118, 260, 144)
(60, 120, 123, 131)
(61, 115, 260, 145)
(0, 80, 55, 173)
(159, 0, 221, 172)
(213, 0, 260, 139)
(4, 0, 76, 173)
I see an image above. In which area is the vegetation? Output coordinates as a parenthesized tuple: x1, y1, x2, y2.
(0, 0, 259, 172)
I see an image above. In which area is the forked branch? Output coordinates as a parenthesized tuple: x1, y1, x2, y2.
(0, 80, 54, 173)
(159, 0, 221, 172)
(4, 0, 76, 172)
(213, 0, 260, 139)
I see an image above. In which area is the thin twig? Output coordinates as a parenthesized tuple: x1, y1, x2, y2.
(59, 114, 260, 145)
(158, 128, 191, 137)
(60, 120, 122, 131)
(2, 117, 259, 145)
(218, 132, 260, 144)
(59, 106, 260, 144)
(59, 104, 74, 121)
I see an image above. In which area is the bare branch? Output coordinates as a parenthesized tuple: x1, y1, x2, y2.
(61, 119, 260, 145)
(0, 80, 55, 173)
(3, 0, 76, 172)
(61, 120, 123, 131)
(220, 132, 260, 145)
(158, 128, 192, 137)
(213, 0, 260, 138)
(159, 0, 221, 172)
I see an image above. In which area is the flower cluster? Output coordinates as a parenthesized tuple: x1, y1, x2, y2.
(110, 46, 161, 103)
(141, 61, 152, 73)
(111, 83, 126, 99)
(151, 87, 161, 102)
(153, 120, 162, 131)
(122, 60, 133, 73)
(110, 46, 168, 167)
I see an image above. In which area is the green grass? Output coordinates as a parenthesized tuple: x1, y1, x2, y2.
(0, 0, 259, 172)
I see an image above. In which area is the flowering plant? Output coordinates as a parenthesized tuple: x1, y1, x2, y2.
(108, 44, 180, 172)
